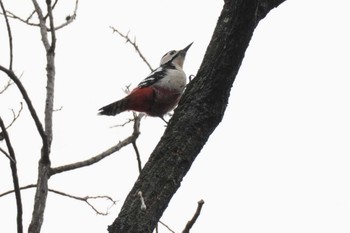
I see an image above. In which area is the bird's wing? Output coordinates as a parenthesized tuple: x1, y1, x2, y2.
(137, 63, 175, 88)
(137, 67, 165, 88)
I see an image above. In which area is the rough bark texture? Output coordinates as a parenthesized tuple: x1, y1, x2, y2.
(109, 0, 286, 232)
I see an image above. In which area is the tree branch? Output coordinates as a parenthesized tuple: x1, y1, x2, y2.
(0, 102, 23, 141)
(48, 189, 117, 216)
(0, 184, 36, 198)
(158, 221, 175, 233)
(132, 113, 143, 173)
(110, 27, 154, 72)
(0, 117, 23, 233)
(3, 0, 79, 31)
(0, 66, 46, 143)
(0, 147, 15, 163)
(28, 1, 56, 232)
(54, 0, 79, 31)
(0, 184, 117, 216)
(182, 200, 205, 233)
(132, 141, 142, 173)
(0, 0, 13, 70)
(0, 78, 13, 94)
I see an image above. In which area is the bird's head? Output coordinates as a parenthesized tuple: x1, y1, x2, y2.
(160, 42, 193, 68)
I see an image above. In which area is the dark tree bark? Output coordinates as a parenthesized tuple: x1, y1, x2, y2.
(108, 0, 286, 232)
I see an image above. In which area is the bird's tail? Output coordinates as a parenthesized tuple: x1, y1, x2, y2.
(98, 99, 127, 116)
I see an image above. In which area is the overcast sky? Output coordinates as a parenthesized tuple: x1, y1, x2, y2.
(1, 0, 350, 232)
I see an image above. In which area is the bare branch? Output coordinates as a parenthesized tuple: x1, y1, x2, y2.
(0, 147, 15, 163)
(110, 118, 134, 128)
(4, 0, 79, 31)
(50, 114, 142, 176)
(132, 141, 142, 173)
(49, 189, 117, 216)
(0, 0, 13, 70)
(131, 112, 143, 173)
(110, 27, 154, 72)
(0, 184, 36, 197)
(43, 0, 58, 21)
(32, 0, 50, 50)
(31, 0, 56, 158)
(53, 105, 63, 112)
(28, 1, 56, 232)
(2, 10, 37, 26)
(158, 221, 175, 233)
(40, 0, 56, 155)
(0, 66, 46, 143)
(0, 117, 23, 233)
(54, 0, 79, 31)
(25, 9, 36, 22)
(182, 200, 205, 233)
(0, 102, 23, 141)
(0, 78, 14, 94)
(0, 184, 117, 216)
(45, 0, 56, 51)
(50, 136, 136, 175)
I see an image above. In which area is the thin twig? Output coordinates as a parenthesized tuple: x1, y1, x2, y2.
(49, 189, 117, 216)
(4, 10, 39, 26)
(0, 184, 35, 197)
(8, 102, 23, 126)
(0, 184, 117, 216)
(43, 0, 58, 21)
(132, 112, 143, 173)
(0, 147, 15, 163)
(0, 66, 46, 145)
(182, 200, 205, 233)
(132, 141, 142, 173)
(50, 137, 135, 175)
(0, 0, 13, 70)
(0, 117, 23, 233)
(159, 221, 175, 233)
(0, 102, 23, 141)
(3, 0, 79, 31)
(110, 26, 154, 72)
(54, 0, 79, 31)
(110, 118, 135, 128)
(25, 9, 36, 22)
(0, 78, 13, 94)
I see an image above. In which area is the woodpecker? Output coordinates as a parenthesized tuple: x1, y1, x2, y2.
(98, 42, 193, 120)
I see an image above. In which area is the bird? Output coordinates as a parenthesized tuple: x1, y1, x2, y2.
(98, 42, 193, 122)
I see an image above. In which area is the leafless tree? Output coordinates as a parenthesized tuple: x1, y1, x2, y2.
(0, 0, 286, 233)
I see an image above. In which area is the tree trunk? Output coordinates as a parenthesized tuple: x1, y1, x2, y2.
(108, 0, 286, 232)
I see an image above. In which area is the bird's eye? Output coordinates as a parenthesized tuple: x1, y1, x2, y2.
(169, 50, 176, 55)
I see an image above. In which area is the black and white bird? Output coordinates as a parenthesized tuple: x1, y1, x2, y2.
(98, 42, 192, 121)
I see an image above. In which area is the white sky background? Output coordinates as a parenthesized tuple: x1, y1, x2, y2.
(0, 0, 350, 232)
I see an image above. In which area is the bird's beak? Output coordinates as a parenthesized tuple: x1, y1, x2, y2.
(180, 42, 193, 54)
